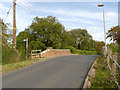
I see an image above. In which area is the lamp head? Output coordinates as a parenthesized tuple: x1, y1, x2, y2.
(98, 4, 104, 7)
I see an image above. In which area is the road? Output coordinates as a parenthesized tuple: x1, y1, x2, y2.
(3, 55, 98, 88)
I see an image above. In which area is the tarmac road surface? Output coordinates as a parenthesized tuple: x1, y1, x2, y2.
(3, 55, 98, 88)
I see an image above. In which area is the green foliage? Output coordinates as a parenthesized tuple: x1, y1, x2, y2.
(16, 16, 100, 54)
(67, 29, 93, 50)
(2, 46, 24, 65)
(65, 46, 98, 55)
(108, 43, 119, 52)
(107, 26, 119, 42)
(1, 16, 101, 65)
(0, 18, 12, 47)
(91, 56, 118, 88)
(17, 16, 67, 51)
(0, 18, 24, 65)
(107, 26, 120, 84)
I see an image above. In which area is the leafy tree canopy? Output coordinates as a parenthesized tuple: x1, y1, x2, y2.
(17, 16, 98, 52)
(107, 26, 120, 44)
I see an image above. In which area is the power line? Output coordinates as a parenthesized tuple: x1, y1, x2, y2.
(17, 4, 39, 17)
(17, 1, 49, 17)
(25, 2, 49, 16)
(4, 2, 13, 22)
(17, 2, 40, 16)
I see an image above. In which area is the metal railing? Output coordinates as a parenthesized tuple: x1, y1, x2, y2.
(105, 52, 120, 89)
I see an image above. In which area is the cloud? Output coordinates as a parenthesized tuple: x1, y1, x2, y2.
(45, 9, 102, 20)
(87, 26, 113, 44)
(14, 1, 118, 26)
(47, 8, 118, 22)
(88, 26, 103, 33)
(92, 32, 104, 41)
(92, 32, 112, 44)
(58, 17, 95, 25)
(14, 1, 118, 23)
(105, 12, 118, 22)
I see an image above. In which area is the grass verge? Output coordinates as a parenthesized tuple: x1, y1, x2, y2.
(90, 56, 118, 88)
(65, 46, 99, 55)
(2, 58, 44, 74)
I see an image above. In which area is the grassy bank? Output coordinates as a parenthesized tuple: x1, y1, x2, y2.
(65, 46, 99, 55)
(2, 58, 44, 74)
(90, 56, 118, 88)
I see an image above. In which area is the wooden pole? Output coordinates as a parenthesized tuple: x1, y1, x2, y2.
(107, 55, 110, 66)
(13, 0, 16, 49)
(111, 53, 117, 76)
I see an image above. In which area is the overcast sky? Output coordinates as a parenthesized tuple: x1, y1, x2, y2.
(0, 0, 118, 43)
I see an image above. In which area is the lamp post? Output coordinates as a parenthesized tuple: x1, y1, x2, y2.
(23, 38, 28, 59)
(98, 4, 107, 51)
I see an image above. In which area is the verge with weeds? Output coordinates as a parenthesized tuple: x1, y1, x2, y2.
(90, 56, 118, 88)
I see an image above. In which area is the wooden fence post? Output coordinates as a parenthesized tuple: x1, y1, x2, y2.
(107, 55, 110, 66)
(106, 49, 112, 68)
(111, 53, 118, 76)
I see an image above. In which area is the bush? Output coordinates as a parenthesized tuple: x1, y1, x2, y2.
(108, 43, 119, 52)
(65, 46, 98, 55)
(64, 46, 78, 54)
(2, 46, 25, 65)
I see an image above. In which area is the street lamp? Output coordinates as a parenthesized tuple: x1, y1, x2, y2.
(98, 4, 107, 51)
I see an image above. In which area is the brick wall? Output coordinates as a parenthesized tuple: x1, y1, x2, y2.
(40, 49, 71, 57)
(31, 49, 71, 58)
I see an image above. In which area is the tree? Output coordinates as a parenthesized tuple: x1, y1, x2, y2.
(17, 16, 66, 51)
(107, 26, 120, 52)
(67, 29, 93, 50)
(17, 16, 97, 52)
(0, 18, 13, 48)
(96, 41, 105, 51)
(107, 26, 119, 44)
(0, 18, 8, 47)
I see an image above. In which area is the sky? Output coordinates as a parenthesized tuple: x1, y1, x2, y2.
(0, 0, 119, 43)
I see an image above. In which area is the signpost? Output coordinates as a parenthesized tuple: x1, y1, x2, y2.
(23, 38, 28, 59)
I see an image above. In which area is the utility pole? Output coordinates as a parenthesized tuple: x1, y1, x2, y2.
(13, 0, 16, 49)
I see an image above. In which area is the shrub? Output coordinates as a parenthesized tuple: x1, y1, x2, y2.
(2, 46, 25, 65)
(65, 46, 98, 55)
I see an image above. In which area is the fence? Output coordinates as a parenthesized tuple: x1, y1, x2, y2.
(104, 49, 120, 89)
(31, 50, 41, 59)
